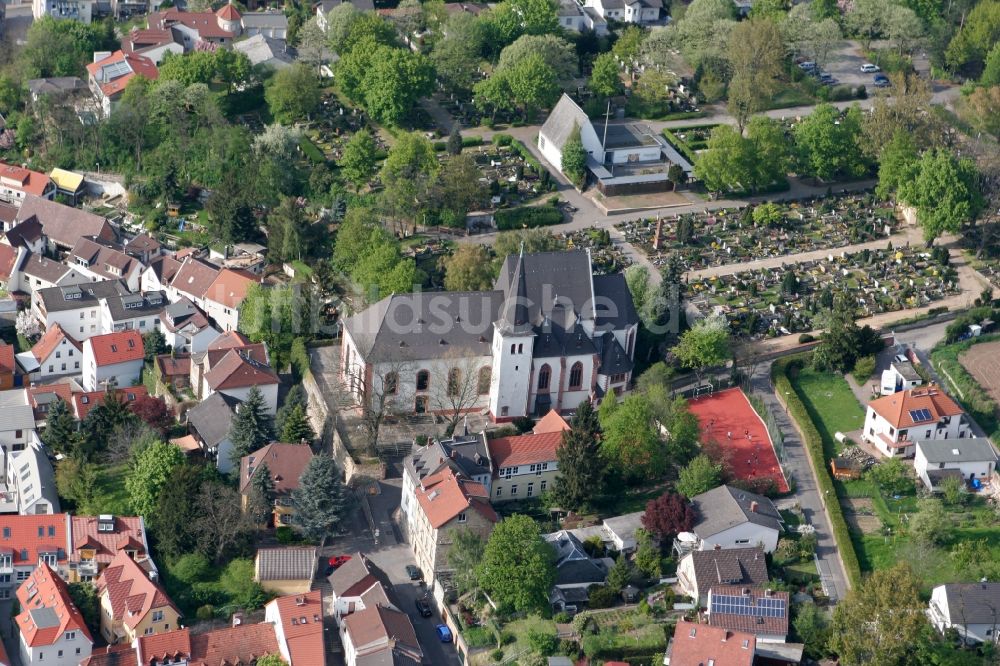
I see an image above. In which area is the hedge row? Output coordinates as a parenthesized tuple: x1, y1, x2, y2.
(771, 356, 863, 589)
(495, 205, 563, 230)
(660, 129, 699, 165)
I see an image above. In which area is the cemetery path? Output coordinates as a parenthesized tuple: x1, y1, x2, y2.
(684, 224, 927, 280)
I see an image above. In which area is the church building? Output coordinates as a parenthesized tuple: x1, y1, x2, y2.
(340, 250, 639, 422)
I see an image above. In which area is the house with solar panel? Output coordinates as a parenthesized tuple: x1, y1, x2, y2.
(705, 586, 790, 644)
(863, 385, 971, 458)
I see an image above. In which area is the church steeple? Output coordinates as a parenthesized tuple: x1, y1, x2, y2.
(499, 245, 530, 334)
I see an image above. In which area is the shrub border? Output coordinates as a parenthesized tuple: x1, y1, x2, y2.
(772, 355, 862, 589)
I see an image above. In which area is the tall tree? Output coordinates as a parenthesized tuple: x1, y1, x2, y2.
(293, 455, 349, 540)
(265, 64, 321, 123)
(695, 125, 755, 192)
(560, 123, 588, 188)
(726, 18, 784, 132)
(477, 514, 555, 613)
(487, 0, 558, 45)
(43, 399, 77, 454)
(248, 461, 277, 525)
(875, 130, 919, 199)
(195, 482, 256, 563)
(497, 34, 577, 82)
(845, 0, 887, 50)
(206, 172, 258, 244)
(431, 154, 488, 227)
(380, 132, 439, 232)
(899, 148, 984, 242)
(673, 313, 731, 383)
(830, 564, 930, 666)
(228, 386, 275, 467)
(589, 52, 622, 99)
(552, 401, 605, 511)
(280, 405, 315, 443)
(676, 454, 722, 498)
(125, 442, 185, 522)
(152, 464, 205, 560)
(599, 393, 664, 480)
(794, 103, 870, 182)
(443, 245, 495, 291)
(641, 491, 696, 540)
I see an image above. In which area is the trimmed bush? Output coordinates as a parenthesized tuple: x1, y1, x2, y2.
(462, 136, 484, 148)
(495, 206, 563, 230)
(493, 134, 514, 146)
(772, 356, 862, 588)
(852, 355, 877, 383)
(798, 333, 815, 344)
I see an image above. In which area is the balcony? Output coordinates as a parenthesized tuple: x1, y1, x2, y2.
(0, 560, 13, 574)
(78, 560, 98, 576)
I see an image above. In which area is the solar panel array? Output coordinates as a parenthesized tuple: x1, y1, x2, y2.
(909, 408, 933, 422)
(711, 594, 786, 618)
(99, 60, 132, 82)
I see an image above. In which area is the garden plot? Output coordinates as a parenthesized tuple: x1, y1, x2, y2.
(841, 497, 883, 535)
(616, 193, 898, 272)
(688, 245, 960, 337)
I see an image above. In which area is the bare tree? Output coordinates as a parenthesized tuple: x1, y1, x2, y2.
(431, 353, 488, 432)
(336, 348, 414, 454)
(194, 483, 255, 564)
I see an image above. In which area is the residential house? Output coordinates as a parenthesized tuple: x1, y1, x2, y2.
(557, 511, 646, 555)
(159, 298, 219, 354)
(236, 32, 296, 69)
(929, 583, 1000, 644)
(556, 0, 608, 34)
(33, 281, 131, 341)
(123, 233, 161, 265)
(914, 438, 998, 491)
(20, 323, 82, 381)
(0, 243, 23, 294)
(342, 250, 639, 421)
(69, 237, 145, 291)
(32, 0, 95, 23)
(4, 219, 45, 254)
(4, 436, 60, 515)
(341, 604, 423, 666)
(684, 485, 784, 554)
(186, 391, 240, 472)
(402, 428, 493, 512)
(254, 546, 317, 595)
(239, 443, 314, 526)
(263, 590, 325, 665)
(488, 428, 562, 502)
(328, 553, 395, 619)
(0, 388, 35, 453)
(48, 169, 86, 205)
(15, 195, 116, 252)
(864, 385, 970, 458)
(15, 563, 93, 666)
(16, 254, 90, 296)
(583, 0, 661, 23)
(544, 530, 611, 615)
(0, 201, 19, 234)
(676, 546, 768, 606)
(140, 254, 182, 293)
(0, 514, 71, 600)
(0, 342, 14, 390)
(240, 10, 289, 38)
(96, 550, 179, 645)
(403, 467, 497, 586)
(82, 330, 144, 391)
(664, 621, 755, 666)
(155, 354, 191, 392)
(211, 242, 268, 275)
(0, 163, 55, 204)
(26, 384, 74, 426)
(26, 77, 88, 104)
(71, 387, 148, 421)
(68, 514, 154, 584)
(201, 268, 257, 332)
(147, 5, 287, 51)
(199, 343, 279, 413)
(86, 50, 160, 118)
(100, 290, 166, 336)
(706, 586, 789, 643)
(132, 624, 278, 665)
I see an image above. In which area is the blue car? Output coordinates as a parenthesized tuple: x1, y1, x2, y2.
(435, 625, 453, 643)
(873, 74, 890, 88)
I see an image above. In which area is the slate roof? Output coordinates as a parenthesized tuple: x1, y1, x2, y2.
(405, 434, 492, 484)
(0, 388, 36, 433)
(329, 553, 391, 598)
(707, 586, 789, 638)
(162, 298, 211, 333)
(240, 10, 288, 28)
(187, 391, 240, 448)
(255, 546, 317, 581)
(868, 385, 964, 429)
(16, 195, 115, 248)
(239, 442, 314, 496)
(96, 550, 178, 631)
(16, 563, 92, 647)
(667, 621, 755, 666)
(5, 217, 43, 250)
(27, 77, 87, 96)
(104, 290, 167, 322)
(691, 485, 783, 540)
(938, 583, 1000, 624)
(343, 605, 423, 664)
(539, 94, 594, 152)
(319, 0, 374, 12)
(915, 438, 998, 464)
(69, 237, 141, 282)
(233, 33, 294, 68)
(684, 546, 768, 591)
(592, 273, 640, 330)
(597, 330, 632, 376)
(37, 279, 130, 314)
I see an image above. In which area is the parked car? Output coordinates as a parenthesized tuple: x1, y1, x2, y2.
(415, 597, 433, 617)
(406, 564, 422, 580)
(860, 63, 881, 72)
(873, 74, 890, 88)
(435, 625, 453, 643)
(798, 61, 816, 71)
(325, 554, 352, 575)
(819, 73, 837, 85)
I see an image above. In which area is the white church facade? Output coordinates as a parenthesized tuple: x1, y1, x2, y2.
(340, 250, 639, 422)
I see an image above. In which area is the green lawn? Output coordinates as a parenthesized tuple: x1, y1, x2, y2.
(87, 463, 131, 516)
(768, 86, 815, 109)
(788, 366, 865, 456)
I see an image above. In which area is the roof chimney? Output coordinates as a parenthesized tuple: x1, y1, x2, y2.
(714, 543, 722, 551)
(750, 501, 759, 513)
(722, 631, 730, 642)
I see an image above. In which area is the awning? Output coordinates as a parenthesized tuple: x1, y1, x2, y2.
(49, 168, 84, 193)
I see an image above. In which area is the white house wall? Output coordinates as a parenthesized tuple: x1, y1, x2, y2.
(608, 145, 662, 164)
(698, 523, 779, 554)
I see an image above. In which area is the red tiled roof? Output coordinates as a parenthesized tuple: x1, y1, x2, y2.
(203, 268, 256, 308)
(414, 467, 497, 529)
(533, 409, 571, 434)
(81, 644, 138, 666)
(668, 621, 755, 666)
(85, 51, 159, 99)
(136, 627, 191, 663)
(71, 515, 147, 567)
(204, 349, 278, 391)
(207, 330, 252, 349)
(0, 162, 53, 197)
(0, 242, 18, 280)
(488, 431, 562, 472)
(155, 353, 190, 377)
(216, 2, 241, 20)
(868, 385, 964, 429)
(150, 8, 237, 39)
(343, 604, 422, 661)
(86, 330, 144, 367)
(31, 322, 81, 363)
(0, 341, 13, 375)
(0, 514, 70, 565)
(28, 383, 75, 419)
(73, 386, 148, 420)
(239, 443, 314, 495)
(16, 563, 93, 647)
(268, 591, 324, 666)
(96, 550, 178, 631)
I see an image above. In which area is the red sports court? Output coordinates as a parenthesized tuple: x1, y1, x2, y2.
(687, 387, 789, 493)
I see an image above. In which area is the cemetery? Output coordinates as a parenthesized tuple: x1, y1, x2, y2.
(469, 137, 555, 209)
(302, 92, 390, 163)
(688, 245, 960, 337)
(615, 193, 900, 273)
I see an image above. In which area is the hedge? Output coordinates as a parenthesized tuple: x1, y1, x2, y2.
(772, 355, 863, 589)
(494, 205, 563, 230)
(660, 129, 699, 165)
